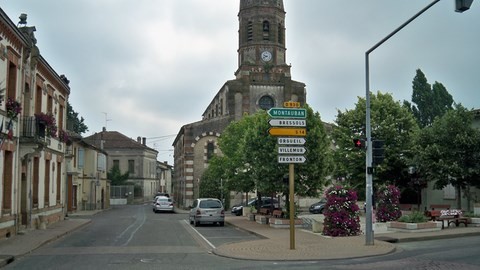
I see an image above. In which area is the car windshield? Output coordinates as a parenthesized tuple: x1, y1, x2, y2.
(157, 197, 171, 202)
(199, 200, 222, 208)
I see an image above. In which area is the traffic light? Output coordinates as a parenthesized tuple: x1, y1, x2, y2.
(353, 138, 365, 149)
(372, 139, 385, 165)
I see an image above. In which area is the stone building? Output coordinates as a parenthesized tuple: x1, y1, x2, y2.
(0, 9, 70, 238)
(84, 130, 159, 201)
(173, 0, 307, 208)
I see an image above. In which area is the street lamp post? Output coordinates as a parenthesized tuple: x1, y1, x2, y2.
(364, 0, 473, 245)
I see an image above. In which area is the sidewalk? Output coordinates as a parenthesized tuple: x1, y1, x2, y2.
(214, 214, 480, 261)
(0, 210, 101, 268)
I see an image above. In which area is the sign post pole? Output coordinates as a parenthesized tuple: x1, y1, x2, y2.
(289, 163, 295, 250)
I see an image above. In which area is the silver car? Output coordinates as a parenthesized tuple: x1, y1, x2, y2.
(189, 198, 225, 227)
(153, 196, 174, 213)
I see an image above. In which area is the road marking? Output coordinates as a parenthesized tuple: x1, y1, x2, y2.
(182, 219, 216, 250)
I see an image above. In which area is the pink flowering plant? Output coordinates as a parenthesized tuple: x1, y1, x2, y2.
(58, 129, 71, 144)
(322, 185, 361, 237)
(6, 98, 22, 120)
(35, 112, 57, 138)
(375, 184, 402, 222)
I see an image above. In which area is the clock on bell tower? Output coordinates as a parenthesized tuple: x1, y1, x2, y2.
(235, 0, 290, 81)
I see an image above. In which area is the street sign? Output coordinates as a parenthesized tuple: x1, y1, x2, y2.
(278, 146, 307, 154)
(269, 119, 306, 127)
(277, 137, 306, 145)
(268, 127, 306, 136)
(283, 101, 301, 108)
(278, 155, 306, 164)
(267, 108, 307, 119)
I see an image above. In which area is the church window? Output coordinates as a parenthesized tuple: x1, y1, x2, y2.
(207, 142, 214, 161)
(247, 21, 253, 41)
(278, 24, 284, 44)
(259, 95, 274, 110)
(263, 21, 270, 41)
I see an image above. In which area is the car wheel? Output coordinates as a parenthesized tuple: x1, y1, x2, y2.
(219, 222, 224, 227)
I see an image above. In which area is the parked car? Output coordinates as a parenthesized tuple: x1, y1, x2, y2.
(189, 198, 225, 227)
(309, 198, 327, 214)
(153, 192, 169, 199)
(153, 196, 174, 213)
(231, 197, 279, 216)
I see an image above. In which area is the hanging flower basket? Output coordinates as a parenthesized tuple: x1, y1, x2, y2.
(6, 98, 22, 120)
(35, 112, 57, 138)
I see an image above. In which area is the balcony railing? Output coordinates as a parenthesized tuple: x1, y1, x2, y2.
(19, 116, 47, 144)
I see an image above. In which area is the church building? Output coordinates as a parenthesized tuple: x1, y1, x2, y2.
(172, 0, 307, 208)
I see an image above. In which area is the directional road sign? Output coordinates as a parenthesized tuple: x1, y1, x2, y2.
(278, 155, 307, 164)
(269, 119, 306, 127)
(268, 127, 306, 136)
(283, 101, 301, 108)
(277, 137, 306, 145)
(278, 146, 307, 154)
(267, 108, 307, 119)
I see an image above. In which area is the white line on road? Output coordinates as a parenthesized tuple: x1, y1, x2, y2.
(182, 219, 216, 250)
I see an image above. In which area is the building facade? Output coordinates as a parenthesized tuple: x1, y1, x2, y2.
(84, 130, 159, 201)
(1, 9, 71, 238)
(172, 0, 306, 208)
(65, 138, 109, 212)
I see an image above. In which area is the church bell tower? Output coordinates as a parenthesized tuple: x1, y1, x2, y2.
(236, 0, 291, 83)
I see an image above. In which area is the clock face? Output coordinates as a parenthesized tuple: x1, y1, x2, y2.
(261, 51, 272, 62)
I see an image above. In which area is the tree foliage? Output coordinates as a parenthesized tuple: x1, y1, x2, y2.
(107, 165, 130, 186)
(404, 69, 454, 128)
(67, 102, 89, 134)
(199, 156, 228, 205)
(331, 91, 419, 198)
(413, 105, 480, 203)
(203, 104, 332, 200)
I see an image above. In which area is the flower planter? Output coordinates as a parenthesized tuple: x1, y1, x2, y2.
(469, 217, 480, 227)
(387, 221, 442, 232)
(269, 218, 303, 229)
(474, 203, 480, 216)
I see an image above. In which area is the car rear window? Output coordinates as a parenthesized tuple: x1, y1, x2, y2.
(199, 200, 222, 208)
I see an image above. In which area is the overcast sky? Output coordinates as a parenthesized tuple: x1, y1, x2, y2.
(2, 0, 479, 164)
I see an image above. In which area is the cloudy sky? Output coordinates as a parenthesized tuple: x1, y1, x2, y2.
(2, 0, 479, 164)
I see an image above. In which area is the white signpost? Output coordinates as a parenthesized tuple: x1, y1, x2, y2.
(268, 119, 306, 127)
(277, 137, 306, 145)
(278, 155, 307, 164)
(278, 146, 307, 155)
(267, 103, 308, 250)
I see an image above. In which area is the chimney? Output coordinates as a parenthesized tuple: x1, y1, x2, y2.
(142, 137, 146, 145)
(137, 136, 141, 143)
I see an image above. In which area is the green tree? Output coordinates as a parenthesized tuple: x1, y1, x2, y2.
(215, 104, 332, 204)
(67, 102, 88, 134)
(404, 69, 454, 128)
(217, 114, 256, 197)
(199, 156, 229, 207)
(107, 165, 130, 186)
(332, 91, 419, 199)
(413, 105, 480, 208)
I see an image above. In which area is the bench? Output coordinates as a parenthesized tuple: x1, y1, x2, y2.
(272, 210, 283, 218)
(258, 208, 270, 215)
(428, 209, 469, 229)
